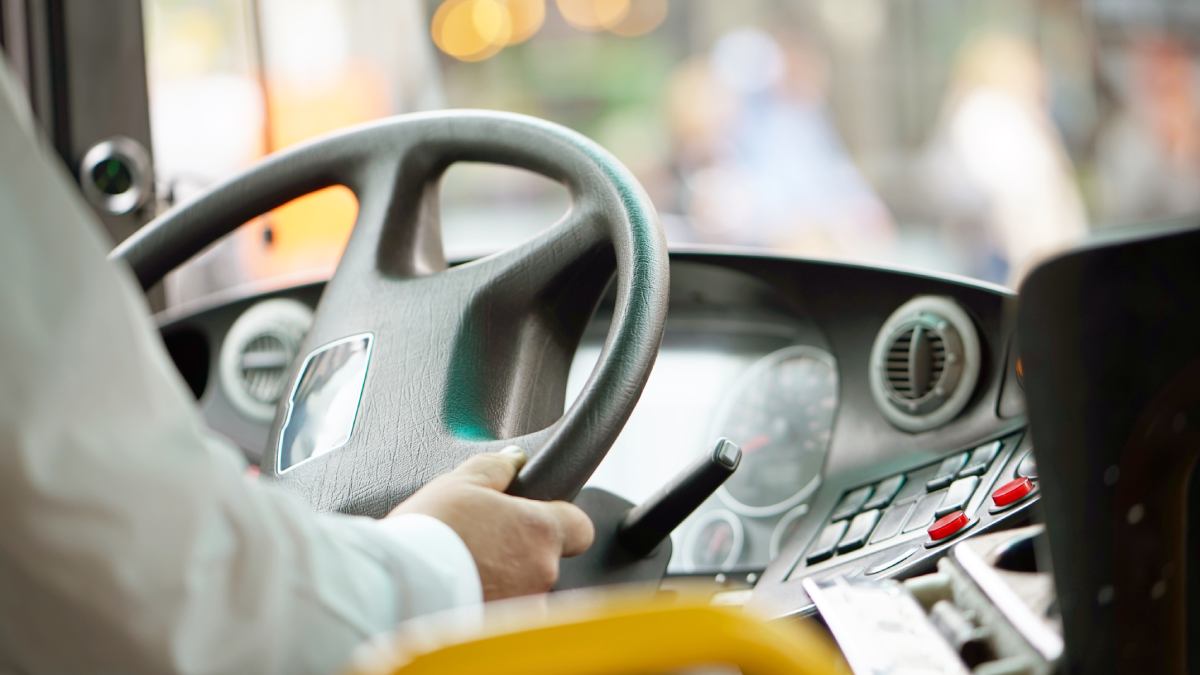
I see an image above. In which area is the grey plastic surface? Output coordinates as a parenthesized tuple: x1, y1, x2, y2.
(114, 111, 670, 513)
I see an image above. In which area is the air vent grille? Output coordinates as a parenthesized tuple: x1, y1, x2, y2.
(869, 297, 981, 432)
(219, 299, 314, 421)
(885, 327, 947, 400)
(239, 333, 293, 404)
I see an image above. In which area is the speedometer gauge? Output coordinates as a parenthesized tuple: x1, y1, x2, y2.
(712, 345, 838, 516)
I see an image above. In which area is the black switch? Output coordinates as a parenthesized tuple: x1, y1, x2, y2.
(830, 485, 874, 521)
(904, 490, 946, 534)
(959, 441, 1001, 477)
(863, 474, 905, 511)
(870, 500, 915, 544)
(935, 476, 980, 517)
(836, 509, 881, 554)
(926, 452, 968, 491)
(806, 520, 849, 564)
(896, 465, 937, 502)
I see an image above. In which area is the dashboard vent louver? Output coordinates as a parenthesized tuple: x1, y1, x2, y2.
(239, 333, 294, 405)
(219, 299, 314, 422)
(870, 297, 981, 432)
(885, 326, 946, 400)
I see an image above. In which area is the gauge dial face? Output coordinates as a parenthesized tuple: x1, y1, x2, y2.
(713, 345, 838, 516)
(770, 503, 811, 559)
(684, 510, 744, 571)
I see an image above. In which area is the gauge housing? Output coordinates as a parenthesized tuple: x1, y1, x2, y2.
(682, 509, 744, 572)
(711, 345, 839, 517)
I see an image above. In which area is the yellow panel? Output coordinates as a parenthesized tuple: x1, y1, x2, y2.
(350, 592, 848, 675)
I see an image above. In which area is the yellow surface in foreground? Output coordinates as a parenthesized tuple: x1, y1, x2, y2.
(351, 591, 847, 675)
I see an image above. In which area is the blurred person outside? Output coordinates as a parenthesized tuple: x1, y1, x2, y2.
(667, 28, 895, 261)
(1094, 35, 1200, 225)
(920, 34, 1088, 285)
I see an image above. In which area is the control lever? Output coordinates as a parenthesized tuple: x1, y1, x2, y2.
(619, 438, 742, 557)
(556, 439, 742, 591)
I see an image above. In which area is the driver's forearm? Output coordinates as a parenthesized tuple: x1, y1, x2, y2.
(0, 60, 479, 675)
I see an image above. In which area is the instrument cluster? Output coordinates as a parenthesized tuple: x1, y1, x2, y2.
(674, 345, 839, 574)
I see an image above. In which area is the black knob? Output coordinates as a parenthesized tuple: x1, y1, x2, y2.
(617, 438, 741, 558)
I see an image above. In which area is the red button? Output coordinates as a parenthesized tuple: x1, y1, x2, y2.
(928, 511, 970, 541)
(992, 477, 1034, 507)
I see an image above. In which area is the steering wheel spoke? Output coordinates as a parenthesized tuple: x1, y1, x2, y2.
(113, 111, 668, 516)
(473, 203, 609, 291)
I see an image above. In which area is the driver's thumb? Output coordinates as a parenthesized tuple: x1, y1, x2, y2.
(453, 446, 527, 491)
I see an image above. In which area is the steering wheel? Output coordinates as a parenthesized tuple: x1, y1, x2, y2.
(112, 111, 669, 516)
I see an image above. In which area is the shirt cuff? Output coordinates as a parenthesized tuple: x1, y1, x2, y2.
(370, 513, 484, 615)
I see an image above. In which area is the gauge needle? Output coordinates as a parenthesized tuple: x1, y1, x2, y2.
(741, 434, 772, 454)
(709, 527, 730, 556)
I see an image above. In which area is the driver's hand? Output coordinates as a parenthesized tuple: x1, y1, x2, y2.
(389, 446, 595, 601)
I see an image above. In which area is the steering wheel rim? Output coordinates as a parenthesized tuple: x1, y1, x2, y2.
(112, 110, 669, 514)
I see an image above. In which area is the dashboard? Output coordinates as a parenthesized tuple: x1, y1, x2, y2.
(157, 249, 1035, 617)
(570, 266, 840, 574)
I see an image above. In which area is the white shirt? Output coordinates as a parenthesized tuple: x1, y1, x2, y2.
(0, 63, 481, 674)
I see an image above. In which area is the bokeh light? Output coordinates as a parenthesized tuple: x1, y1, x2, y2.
(432, 0, 663, 61)
(555, 0, 631, 32)
(608, 0, 667, 37)
(432, 0, 514, 62)
(505, 0, 546, 45)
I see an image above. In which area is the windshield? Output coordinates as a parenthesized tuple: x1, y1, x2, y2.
(144, 0, 1200, 305)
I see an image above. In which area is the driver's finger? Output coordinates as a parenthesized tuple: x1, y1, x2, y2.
(546, 500, 595, 557)
(452, 446, 527, 490)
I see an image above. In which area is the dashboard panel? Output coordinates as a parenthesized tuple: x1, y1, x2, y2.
(155, 250, 1032, 618)
(571, 263, 837, 573)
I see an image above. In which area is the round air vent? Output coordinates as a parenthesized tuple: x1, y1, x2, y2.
(869, 296, 981, 432)
(219, 299, 313, 421)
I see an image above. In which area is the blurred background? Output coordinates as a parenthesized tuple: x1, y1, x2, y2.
(141, 0, 1200, 305)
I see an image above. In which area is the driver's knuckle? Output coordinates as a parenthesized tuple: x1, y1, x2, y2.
(467, 455, 503, 478)
(536, 556, 560, 588)
(524, 509, 557, 542)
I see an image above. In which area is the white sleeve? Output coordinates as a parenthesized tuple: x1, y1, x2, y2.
(0, 63, 481, 675)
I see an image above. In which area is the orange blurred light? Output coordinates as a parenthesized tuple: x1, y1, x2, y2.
(432, 0, 514, 62)
(504, 0, 546, 44)
(555, 0, 630, 31)
(241, 65, 384, 282)
(608, 0, 666, 37)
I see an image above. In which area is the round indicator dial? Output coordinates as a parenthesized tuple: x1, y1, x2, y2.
(712, 345, 838, 516)
(683, 510, 744, 571)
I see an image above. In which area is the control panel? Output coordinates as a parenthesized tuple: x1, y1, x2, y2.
(768, 430, 1039, 613)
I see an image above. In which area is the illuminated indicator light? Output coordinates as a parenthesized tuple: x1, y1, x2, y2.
(1015, 356, 1024, 384)
(928, 510, 969, 541)
(92, 158, 133, 195)
(992, 477, 1034, 507)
